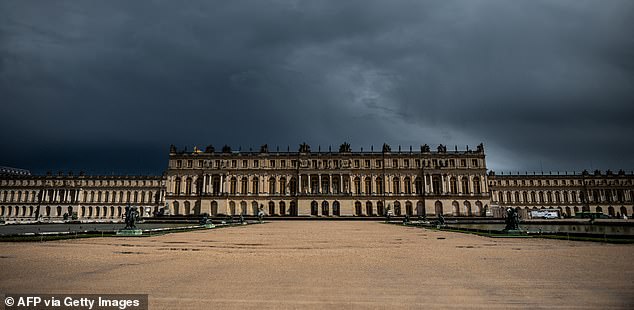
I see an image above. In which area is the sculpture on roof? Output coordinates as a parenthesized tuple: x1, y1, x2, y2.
(299, 142, 311, 153)
(339, 142, 351, 153)
(382, 143, 391, 153)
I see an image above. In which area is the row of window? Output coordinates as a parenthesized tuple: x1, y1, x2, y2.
(173, 158, 482, 170)
(0, 205, 148, 218)
(0, 190, 160, 204)
(495, 189, 634, 204)
(171, 175, 484, 196)
(492, 178, 633, 187)
(0, 179, 160, 187)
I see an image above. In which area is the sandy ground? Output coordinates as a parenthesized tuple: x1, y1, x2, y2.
(0, 221, 632, 309)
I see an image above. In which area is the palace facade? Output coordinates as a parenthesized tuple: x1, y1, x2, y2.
(0, 172, 165, 221)
(488, 170, 634, 218)
(165, 143, 490, 217)
(0, 143, 632, 221)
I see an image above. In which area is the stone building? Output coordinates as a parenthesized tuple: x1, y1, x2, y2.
(0, 172, 165, 221)
(488, 170, 634, 218)
(2, 142, 632, 221)
(165, 143, 491, 217)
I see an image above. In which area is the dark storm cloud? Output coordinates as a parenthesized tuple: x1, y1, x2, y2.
(1, 0, 633, 174)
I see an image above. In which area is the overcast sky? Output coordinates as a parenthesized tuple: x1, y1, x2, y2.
(1, 0, 633, 175)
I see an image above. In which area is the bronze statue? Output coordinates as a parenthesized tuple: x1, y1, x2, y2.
(299, 142, 311, 153)
(260, 144, 269, 153)
(339, 142, 351, 153)
(382, 143, 391, 153)
(504, 208, 521, 231)
(124, 205, 140, 230)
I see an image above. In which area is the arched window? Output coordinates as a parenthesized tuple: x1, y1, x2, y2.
(185, 178, 193, 195)
(523, 192, 528, 203)
(405, 201, 413, 215)
(430, 176, 440, 194)
(415, 177, 423, 194)
(539, 192, 545, 203)
(252, 177, 259, 194)
(366, 201, 373, 216)
(289, 177, 297, 195)
(546, 192, 552, 203)
(354, 177, 361, 195)
(174, 177, 181, 194)
(531, 192, 536, 203)
(321, 201, 329, 216)
(269, 177, 276, 194)
(355, 201, 362, 215)
(393, 177, 401, 194)
(279, 201, 286, 215)
(461, 177, 470, 194)
(450, 177, 457, 194)
(280, 177, 287, 195)
(472, 177, 481, 194)
(498, 192, 504, 203)
(311, 201, 318, 216)
(333, 201, 340, 216)
(506, 192, 512, 203)
(268, 201, 275, 215)
(404, 177, 412, 194)
(394, 201, 401, 216)
(514, 192, 520, 203)
(241, 177, 248, 194)
(321, 176, 330, 194)
(434, 201, 443, 215)
(376, 177, 384, 195)
(364, 177, 372, 195)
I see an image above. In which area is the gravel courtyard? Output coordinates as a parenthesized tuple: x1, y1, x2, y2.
(0, 221, 632, 309)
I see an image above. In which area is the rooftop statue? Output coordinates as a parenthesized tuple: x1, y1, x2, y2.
(169, 144, 177, 154)
(299, 142, 311, 153)
(222, 145, 232, 153)
(437, 144, 447, 153)
(476, 143, 484, 153)
(339, 142, 351, 153)
(421, 144, 430, 153)
(260, 144, 269, 153)
(204, 145, 215, 153)
(382, 143, 391, 153)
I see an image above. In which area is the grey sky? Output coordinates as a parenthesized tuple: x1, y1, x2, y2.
(1, 0, 633, 174)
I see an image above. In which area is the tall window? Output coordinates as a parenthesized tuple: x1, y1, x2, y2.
(461, 177, 470, 194)
(404, 177, 412, 194)
(280, 178, 287, 195)
(473, 177, 481, 194)
(241, 178, 248, 194)
(175, 177, 181, 194)
(393, 177, 400, 194)
(252, 177, 259, 194)
(185, 178, 193, 195)
(364, 177, 372, 194)
(450, 177, 457, 194)
(415, 177, 423, 194)
(376, 177, 384, 195)
(432, 176, 441, 194)
(269, 177, 276, 194)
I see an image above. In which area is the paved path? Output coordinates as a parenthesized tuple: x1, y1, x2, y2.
(0, 221, 632, 309)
